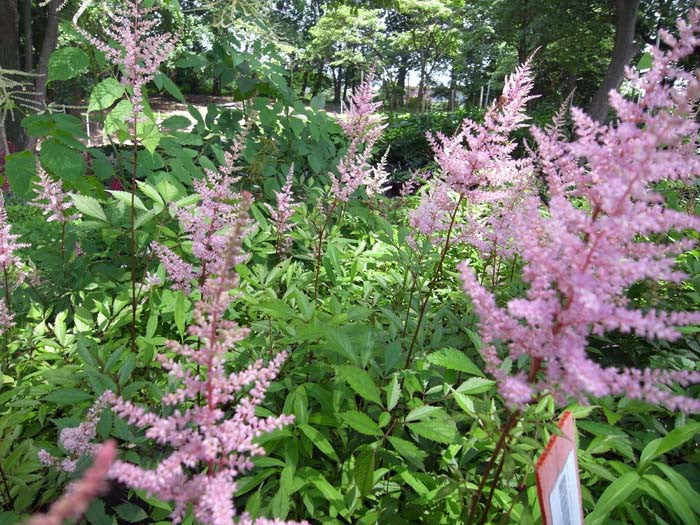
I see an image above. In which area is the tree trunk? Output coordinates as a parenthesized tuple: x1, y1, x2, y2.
(588, 0, 640, 122)
(395, 62, 407, 108)
(333, 66, 342, 104)
(417, 55, 427, 110)
(342, 66, 350, 103)
(0, 0, 24, 154)
(448, 66, 456, 111)
(299, 69, 309, 98)
(22, 0, 32, 72)
(34, 0, 59, 109)
(311, 61, 324, 97)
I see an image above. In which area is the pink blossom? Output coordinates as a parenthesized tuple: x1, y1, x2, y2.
(76, 0, 178, 118)
(28, 440, 116, 525)
(459, 11, 700, 412)
(264, 164, 299, 255)
(31, 166, 79, 223)
(331, 73, 388, 201)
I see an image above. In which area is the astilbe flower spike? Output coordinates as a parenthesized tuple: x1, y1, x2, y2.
(0, 193, 29, 333)
(331, 73, 387, 201)
(459, 10, 700, 412)
(28, 440, 116, 525)
(409, 58, 536, 255)
(152, 127, 251, 293)
(75, 0, 178, 117)
(264, 164, 299, 256)
(31, 167, 79, 223)
(105, 193, 302, 525)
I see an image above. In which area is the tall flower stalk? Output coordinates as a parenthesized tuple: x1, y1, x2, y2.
(77, 0, 178, 352)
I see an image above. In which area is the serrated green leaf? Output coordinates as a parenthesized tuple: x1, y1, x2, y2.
(45, 388, 93, 405)
(71, 194, 107, 221)
(298, 423, 338, 462)
(48, 47, 89, 82)
(639, 422, 700, 471)
(336, 365, 383, 406)
(4, 151, 36, 198)
(426, 347, 483, 376)
(338, 411, 382, 436)
(407, 418, 458, 444)
(114, 502, 148, 522)
(355, 448, 375, 498)
(387, 435, 427, 469)
(109, 190, 147, 211)
(88, 78, 125, 112)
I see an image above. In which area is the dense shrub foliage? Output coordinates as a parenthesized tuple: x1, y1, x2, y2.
(0, 3, 699, 525)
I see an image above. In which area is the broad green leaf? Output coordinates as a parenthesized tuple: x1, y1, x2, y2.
(88, 78, 125, 112)
(174, 293, 186, 337)
(298, 423, 339, 462)
(40, 138, 87, 187)
(585, 471, 640, 525)
(386, 374, 400, 411)
(335, 365, 383, 406)
(71, 194, 107, 221)
(426, 347, 483, 376)
(639, 422, 700, 471)
(355, 448, 376, 498)
(310, 94, 325, 111)
(104, 99, 132, 135)
(4, 151, 36, 198)
(154, 72, 186, 103)
(45, 388, 93, 405)
(407, 418, 459, 444)
(312, 474, 347, 516)
(641, 474, 697, 525)
(338, 411, 382, 436)
(109, 190, 147, 211)
(405, 405, 443, 422)
(114, 503, 148, 523)
(653, 462, 700, 514)
(387, 435, 427, 469)
(137, 180, 165, 206)
(48, 47, 89, 82)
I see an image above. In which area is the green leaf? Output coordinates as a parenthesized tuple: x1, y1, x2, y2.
(137, 180, 165, 206)
(338, 411, 382, 436)
(109, 190, 147, 211)
(405, 405, 443, 422)
(407, 418, 459, 444)
(85, 500, 112, 525)
(114, 503, 148, 523)
(310, 94, 325, 111)
(88, 78, 126, 112)
(4, 151, 36, 198)
(426, 347, 483, 376)
(48, 47, 89, 82)
(585, 471, 640, 525)
(386, 374, 400, 411)
(639, 422, 700, 471)
(652, 462, 700, 515)
(355, 448, 376, 498)
(298, 423, 339, 462)
(641, 474, 697, 525)
(154, 72, 186, 103)
(335, 365, 383, 406)
(387, 435, 427, 469)
(104, 99, 132, 135)
(71, 194, 107, 221)
(174, 293, 186, 337)
(40, 139, 87, 187)
(137, 119, 163, 153)
(312, 474, 348, 516)
(45, 388, 93, 405)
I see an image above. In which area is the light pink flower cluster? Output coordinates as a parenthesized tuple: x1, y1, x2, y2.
(460, 11, 700, 412)
(331, 74, 388, 201)
(31, 167, 79, 223)
(76, 0, 178, 116)
(0, 193, 28, 332)
(38, 397, 106, 473)
(409, 59, 535, 255)
(105, 193, 301, 525)
(152, 132, 250, 293)
(29, 440, 116, 525)
(264, 164, 299, 256)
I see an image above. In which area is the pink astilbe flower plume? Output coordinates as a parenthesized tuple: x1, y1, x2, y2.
(460, 10, 700, 412)
(31, 166, 80, 223)
(331, 73, 388, 201)
(28, 440, 117, 525)
(76, 0, 178, 117)
(152, 127, 252, 293)
(409, 58, 536, 255)
(0, 193, 29, 333)
(104, 193, 302, 525)
(264, 164, 299, 256)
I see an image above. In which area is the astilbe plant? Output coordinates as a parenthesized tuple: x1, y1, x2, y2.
(103, 192, 302, 525)
(0, 193, 29, 335)
(459, 10, 700, 412)
(264, 164, 299, 257)
(152, 129, 250, 294)
(75, 0, 178, 117)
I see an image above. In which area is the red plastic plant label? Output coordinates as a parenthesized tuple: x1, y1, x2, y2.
(535, 411, 584, 525)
